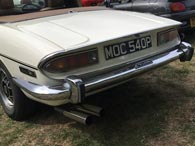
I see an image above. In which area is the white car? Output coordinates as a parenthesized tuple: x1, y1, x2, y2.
(0, 0, 193, 124)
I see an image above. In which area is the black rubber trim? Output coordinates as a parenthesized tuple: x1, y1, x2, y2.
(19, 66, 37, 78)
(78, 82, 85, 101)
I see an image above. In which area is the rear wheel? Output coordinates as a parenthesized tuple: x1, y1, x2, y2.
(0, 62, 37, 120)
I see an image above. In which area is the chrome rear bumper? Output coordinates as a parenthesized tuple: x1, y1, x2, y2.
(13, 42, 194, 106)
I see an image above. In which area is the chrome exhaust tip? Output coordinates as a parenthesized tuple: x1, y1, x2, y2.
(55, 104, 104, 125)
(55, 107, 93, 125)
(75, 104, 104, 117)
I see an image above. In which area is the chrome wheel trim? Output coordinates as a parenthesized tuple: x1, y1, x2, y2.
(0, 68, 14, 107)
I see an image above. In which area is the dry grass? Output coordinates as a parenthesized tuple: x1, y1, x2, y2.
(1, 33, 195, 146)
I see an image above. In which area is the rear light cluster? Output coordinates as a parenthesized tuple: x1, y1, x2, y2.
(157, 29, 180, 46)
(170, 2, 186, 12)
(43, 49, 99, 73)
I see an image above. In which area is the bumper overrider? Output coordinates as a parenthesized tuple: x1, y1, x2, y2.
(13, 42, 194, 106)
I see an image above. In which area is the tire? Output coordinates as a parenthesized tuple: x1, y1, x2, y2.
(0, 62, 37, 121)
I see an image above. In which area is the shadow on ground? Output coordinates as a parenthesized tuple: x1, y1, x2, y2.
(24, 72, 194, 146)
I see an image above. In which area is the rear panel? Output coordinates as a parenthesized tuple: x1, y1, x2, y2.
(43, 26, 180, 80)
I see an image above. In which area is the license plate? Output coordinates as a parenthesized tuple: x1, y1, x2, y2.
(190, 17, 195, 28)
(104, 36, 152, 60)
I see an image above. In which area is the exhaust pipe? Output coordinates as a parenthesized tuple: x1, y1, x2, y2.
(55, 107, 93, 125)
(75, 104, 104, 117)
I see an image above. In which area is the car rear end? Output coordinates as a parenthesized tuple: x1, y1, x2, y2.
(24, 27, 192, 105)
(0, 8, 189, 107)
(11, 10, 193, 106)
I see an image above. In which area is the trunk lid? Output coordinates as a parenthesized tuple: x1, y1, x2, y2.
(18, 9, 180, 51)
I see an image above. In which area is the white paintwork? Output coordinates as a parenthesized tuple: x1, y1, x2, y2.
(18, 10, 181, 51)
(0, 8, 183, 106)
(0, 9, 180, 68)
(0, 9, 180, 84)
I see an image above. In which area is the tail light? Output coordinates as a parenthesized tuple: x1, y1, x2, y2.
(42, 49, 99, 73)
(157, 29, 180, 46)
(170, 2, 186, 12)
